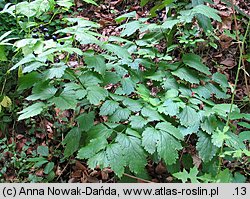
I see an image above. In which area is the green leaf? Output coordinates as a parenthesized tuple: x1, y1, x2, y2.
(173, 169, 189, 182)
(18, 72, 41, 91)
(56, 0, 73, 9)
(156, 122, 184, 140)
(158, 99, 180, 117)
(45, 63, 67, 79)
(216, 169, 232, 183)
(173, 166, 200, 183)
(205, 83, 230, 99)
(79, 72, 102, 87)
(86, 143, 125, 177)
(109, 108, 131, 122)
(116, 133, 147, 174)
(77, 137, 108, 159)
(178, 106, 200, 127)
(162, 19, 179, 29)
(0, 46, 7, 61)
(83, 0, 98, 6)
(122, 98, 143, 112)
(212, 72, 229, 90)
(183, 53, 211, 75)
(142, 127, 182, 165)
(62, 128, 81, 157)
(140, 0, 150, 6)
(85, 55, 106, 76)
(100, 100, 119, 116)
(76, 111, 95, 131)
(18, 102, 45, 121)
(121, 78, 135, 95)
(26, 81, 57, 101)
(129, 115, 148, 129)
(23, 62, 46, 73)
(44, 162, 54, 174)
(37, 146, 49, 157)
(87, 86, 108, 105)
(211, 127, 230, 147)
(197, 131, 218, 162)
(105, 144, 125, 177)
(84, 124, 112, 143)
(136, 84, 151, 102)
(201, 115, 218, 135)
(142, 127, 159, 154)
(193, 5, 221, 22)
(212, 104, 238, 117)
(141, 106, 164, 121)
(120, 21, 141, 37)
(172, 67, 200, 84)
(104, 43, 131, 60)
(50, 91, 78, 110)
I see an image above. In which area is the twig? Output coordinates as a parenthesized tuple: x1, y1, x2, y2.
(56, 160, 70, 181)
(123, 173, 153, 183)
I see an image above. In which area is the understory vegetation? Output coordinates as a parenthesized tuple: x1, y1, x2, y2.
(0, 0, 249, 183)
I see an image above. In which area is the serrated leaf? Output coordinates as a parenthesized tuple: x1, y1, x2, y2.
(116, 133, 147, 174)
(162, 19, 179, 29)
(129, 115, 148, 129)
(109, 108, 131, 122)
(105, 143, 125, 177)
(173, 166, 200, 183)
(45, 64, 67, 79)
(26, 81, 57, 101)
(76, 111, 95, 131)
(120, 21, 141, 37)
(142, 127, 159, 154)
(50, 90, 78, 110)
(79, 72, 102, 87)
(104, 43, 131, 60)
(86, 124, 113, 142)
(158, 99, 180, 116)
(23, 62, 46, 73)
(193, 5, 221, 22)
(87, 86, 108, 105)
(142, 127, 182, 165)
(179, 124, 200, 136)
(62, 128, 81, 157)
(178, 106, 200, 127)
(205, 83, 229, 99)
(211, 128, 230, 147)
(122, 98, 143, 112)
(100, 100, 119, 116)
(173, 169, 189, 182)
(172, 67, 200, 84)
(121, 78, 135, 95)
(201, 115, 218, 134)
(18, 102, 45, 120)
(156, 122, 184, 140)
(85, 55, 106, 75)
(197, 131, 218, 162)
(136, 84, 151, 101)
(212, 104, 238, 117)
(141, 106, 164, 121)
(212, 72, 229, 90)
(183, 53, 211, 75)
(77, 137, 108, 159)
